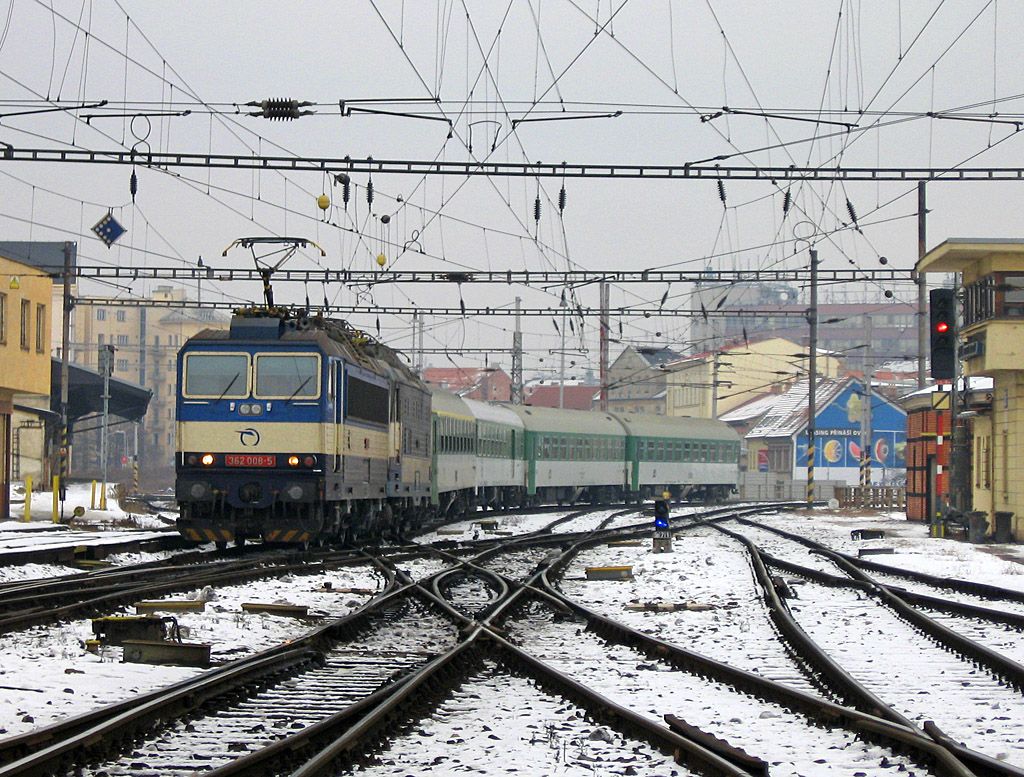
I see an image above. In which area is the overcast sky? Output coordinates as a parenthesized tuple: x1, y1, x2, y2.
(1, 1, 1021, 377)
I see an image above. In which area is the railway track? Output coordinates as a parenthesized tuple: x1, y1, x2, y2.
(9, 501, 996, 777)
(716, 518, 1024, 777)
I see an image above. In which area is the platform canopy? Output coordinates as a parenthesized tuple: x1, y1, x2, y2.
(49, 359, 152, 427)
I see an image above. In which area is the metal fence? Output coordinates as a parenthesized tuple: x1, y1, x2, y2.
(834, 486, 906, 510)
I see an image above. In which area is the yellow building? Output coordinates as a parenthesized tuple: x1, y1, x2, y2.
(917, 239, 1024, 540)
(0, 249, 52, 519)
(664, 336, 843, 419)
(59, 285, 226, 487)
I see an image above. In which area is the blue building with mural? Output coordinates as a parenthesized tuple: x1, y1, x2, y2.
(745, 377, 907, 489)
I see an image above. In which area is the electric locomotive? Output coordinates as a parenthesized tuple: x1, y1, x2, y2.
(175, 308, 430, 546)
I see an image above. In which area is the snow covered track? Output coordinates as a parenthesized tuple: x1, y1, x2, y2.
(716, 521, 1024, 777)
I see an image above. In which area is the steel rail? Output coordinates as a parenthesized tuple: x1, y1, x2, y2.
(716, 523, 1022, 777)
(534, 567, 973, 777)
(838, 550, 1024, 604)
(517, 506, 975, 777)
(762, 552, 1024, 628)
(733, 518, 1024, 688)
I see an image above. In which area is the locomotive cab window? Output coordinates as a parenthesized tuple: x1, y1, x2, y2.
(255, 354, 321, 399)
(183, 353, 250, 398)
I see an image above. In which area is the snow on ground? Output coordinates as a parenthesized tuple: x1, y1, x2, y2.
(413, 509, 578, 543)
(7, 481, 175, 531)
(757, 508, 1024, 592)
(0, 561, 81, 583)
(0, 564, 383, 737)
(558, 526, 819, 694)
(352, 661, 691, 777)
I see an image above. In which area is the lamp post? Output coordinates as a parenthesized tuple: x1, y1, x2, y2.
(806, 247, 819, 509)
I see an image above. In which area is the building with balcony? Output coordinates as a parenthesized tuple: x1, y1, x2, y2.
(917, 238, 1024, 541)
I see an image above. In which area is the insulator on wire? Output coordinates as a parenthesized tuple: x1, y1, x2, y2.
(782, 189, 792, 216)
(717, 179, 727, 206)
(247, 98, 314, 120)
(552, 318, 560, 334)
(558, 186, 567, 213)
(341, 178, 351, 207)
(534, 196, 541, 223)
(129, 169, 138, 202)
(846, 198, 858, 225)
(375, 316, 381, 335)
(366, 178, 374, 206)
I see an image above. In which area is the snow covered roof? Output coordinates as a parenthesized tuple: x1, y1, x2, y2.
(899, 377, 994, 401)
(745, 378, 849, 440)
(718, 393, 780, 424)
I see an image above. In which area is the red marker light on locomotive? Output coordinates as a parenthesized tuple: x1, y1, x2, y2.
(935, 321, 949, 333)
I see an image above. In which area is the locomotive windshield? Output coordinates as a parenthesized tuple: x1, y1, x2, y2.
(183, 353, 249, 398)
(255, 354, 320, 399)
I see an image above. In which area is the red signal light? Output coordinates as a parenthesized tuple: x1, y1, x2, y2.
(935, 321, 950, 333)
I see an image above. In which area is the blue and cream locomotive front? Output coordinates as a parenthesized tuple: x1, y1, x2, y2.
(176, 327, 329, 544)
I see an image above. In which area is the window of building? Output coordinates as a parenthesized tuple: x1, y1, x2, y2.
(20, 299, 30, 350)
(98, 334, 105, 346)
(964, 273, 1024, 325)
(0, 292, 6, 343)
(96, 308, 106, 321)
(116, 310, 126, 322)
(116, 334, 129, 345)
(116, 358, 129, 372)
(35, 303, 45, 352)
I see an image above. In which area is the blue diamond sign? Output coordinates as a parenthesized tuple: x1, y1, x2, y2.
(92, 211, 126, 247)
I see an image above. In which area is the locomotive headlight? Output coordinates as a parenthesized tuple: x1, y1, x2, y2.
(249, 403, 263, 416)
(303, 455, 316, 467)
(287, 455, 300, 467)
(201, 453, 215, 466)
(239, 403, 251, 415)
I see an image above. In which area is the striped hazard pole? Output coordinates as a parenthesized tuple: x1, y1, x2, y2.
(806, 435, 815, 508)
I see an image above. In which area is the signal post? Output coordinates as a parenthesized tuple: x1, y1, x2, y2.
(652, 498, 672, 553)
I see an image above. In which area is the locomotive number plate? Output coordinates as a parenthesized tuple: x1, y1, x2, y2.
(225, 454, 276, 467)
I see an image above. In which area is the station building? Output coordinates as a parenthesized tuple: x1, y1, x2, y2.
(916, 239, 1024, 540)
(0, 246, 53, 519)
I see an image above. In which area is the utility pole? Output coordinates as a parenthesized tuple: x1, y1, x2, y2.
(599, 281, 609, 411)
(59, 241, 74, 519)
(417, 312, 425, 375)
(558, 289, 568, 409)
(411, 311, 419, 373)
(511, 297, 523, 405)
(99, 345, 113, 510)
(917, 182, 928, 389)
(132, 420, 140, 495)
(806, 247, 819, 509)
(860, 315, 873, 490)
(949, 278, 970, 513)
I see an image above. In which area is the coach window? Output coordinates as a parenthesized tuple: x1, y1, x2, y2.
(256, 354, 320, 399)
(184, 353, 250, 398)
